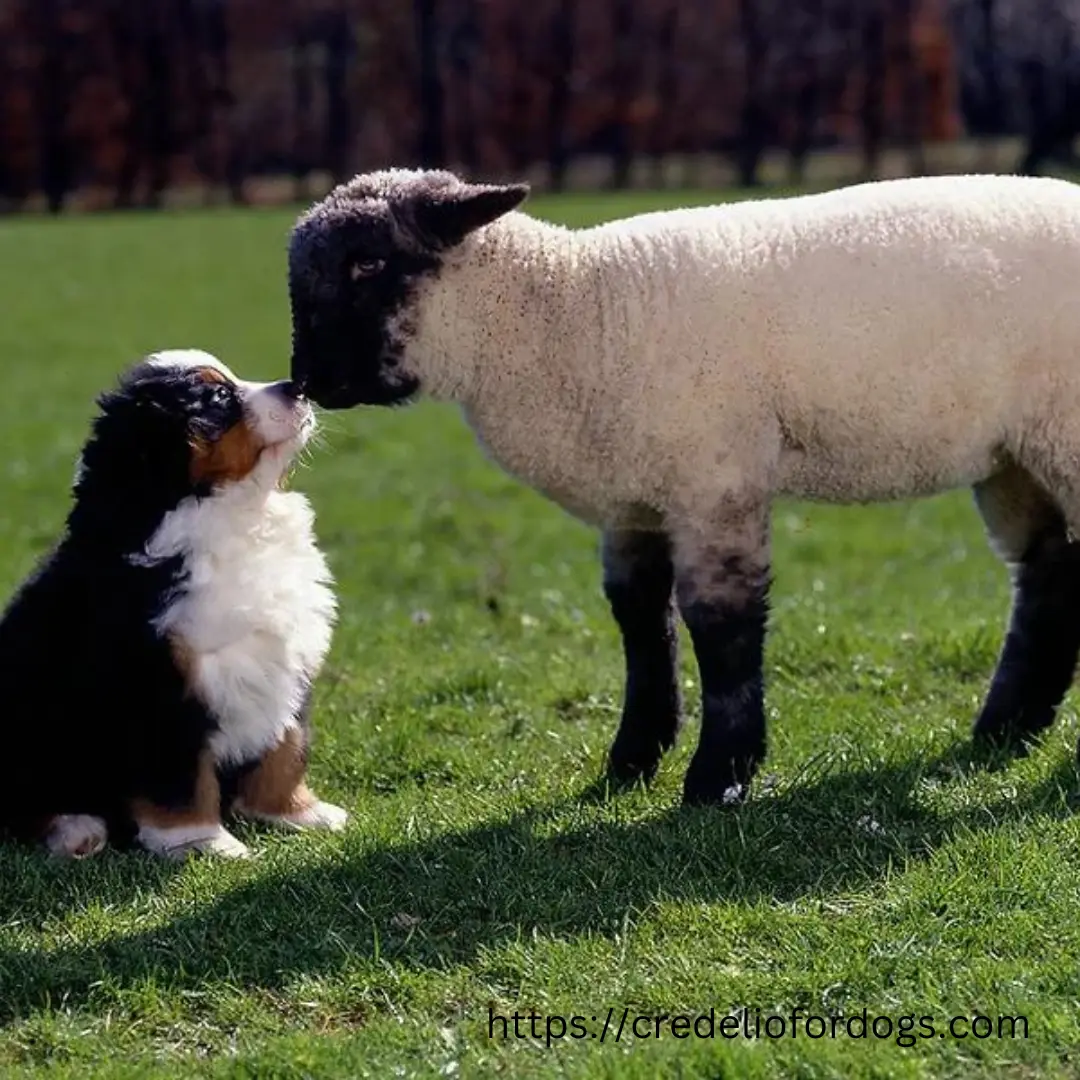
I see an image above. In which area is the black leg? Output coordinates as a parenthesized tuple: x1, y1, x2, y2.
(671, 500, 771, 807)
(602, 529, 682, 786)
(974, 529, 1080, 749)
(678, 568, 770, 805)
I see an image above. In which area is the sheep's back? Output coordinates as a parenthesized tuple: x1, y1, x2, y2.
(582, 174, 1080, 505)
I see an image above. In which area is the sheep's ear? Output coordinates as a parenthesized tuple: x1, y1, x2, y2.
(411, 182, 530, 249)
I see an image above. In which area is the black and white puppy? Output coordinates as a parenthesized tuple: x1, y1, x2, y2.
(0, 349, 346, 859)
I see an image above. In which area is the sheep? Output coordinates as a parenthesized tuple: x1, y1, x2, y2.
(287, 167, 1080, 806)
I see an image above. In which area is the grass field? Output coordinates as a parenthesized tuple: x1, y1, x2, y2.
(1, 188, 1079, 1079)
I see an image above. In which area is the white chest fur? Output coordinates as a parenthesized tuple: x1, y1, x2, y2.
(136, 484, 337, 766)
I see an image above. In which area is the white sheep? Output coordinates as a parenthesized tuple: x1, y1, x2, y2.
(287, 168, 1080, 806)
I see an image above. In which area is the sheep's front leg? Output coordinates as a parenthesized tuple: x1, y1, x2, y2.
(672, 502, 770, 806)
(602, 529, 682, 786)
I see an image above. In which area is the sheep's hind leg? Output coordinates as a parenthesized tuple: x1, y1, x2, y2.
(671, 500, 770, 806)
(602, 529, 683, 787)
(972, 466, 1080, 750)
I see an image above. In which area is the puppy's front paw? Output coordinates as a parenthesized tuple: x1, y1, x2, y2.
(138, 823, 251, 860)
(289, 799, 349, 832)
(237, 796, 349, 833)
(44, 814, 108, 859)
(185, 828, 252, 859)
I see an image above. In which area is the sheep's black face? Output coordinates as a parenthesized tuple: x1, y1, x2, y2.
(287, 169, 529, 410)
(289, 203, 434, 409)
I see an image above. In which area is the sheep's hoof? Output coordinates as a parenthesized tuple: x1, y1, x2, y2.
(681, 758, 752, 808)
(605, 749, 661, 790)
(682, 780, 748, 808)
(606, 723, 679, 789)
(971, 708, 1050, 758)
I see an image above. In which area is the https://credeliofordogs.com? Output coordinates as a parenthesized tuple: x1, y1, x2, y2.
(487, 1005, 1030, 1048)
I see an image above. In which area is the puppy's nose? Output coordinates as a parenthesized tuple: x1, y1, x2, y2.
(273, 380, 306, 402)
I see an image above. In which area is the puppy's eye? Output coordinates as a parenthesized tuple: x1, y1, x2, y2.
(208, 385, 232, 406)
(350, 259, 385, 281)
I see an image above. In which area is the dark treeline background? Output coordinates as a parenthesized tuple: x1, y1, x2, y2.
(0, 0, 1078, 212)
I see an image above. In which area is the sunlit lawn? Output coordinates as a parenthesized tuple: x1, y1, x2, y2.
(0, 186, 1077, 1077)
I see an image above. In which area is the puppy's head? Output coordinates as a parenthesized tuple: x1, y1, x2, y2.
(76, 350, 314, 515)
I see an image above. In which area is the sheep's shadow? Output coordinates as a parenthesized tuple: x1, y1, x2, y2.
(0, 742, 1075, 1023)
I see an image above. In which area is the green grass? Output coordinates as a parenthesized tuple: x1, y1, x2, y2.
(1, 188, 1079, 1079)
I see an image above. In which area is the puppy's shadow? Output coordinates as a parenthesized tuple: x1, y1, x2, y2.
(0, 842, 183, 926)
(0, 742, 1075, 1023)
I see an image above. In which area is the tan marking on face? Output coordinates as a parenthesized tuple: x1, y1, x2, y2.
(130, 748, 221, 830)
(185, 366, 265, 486)
(233, 726, 317, 818)
(189, 419, 264, 486)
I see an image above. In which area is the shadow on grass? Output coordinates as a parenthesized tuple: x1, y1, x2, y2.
(0, 742, 1076, 1022)
(0, 845, 183, 927)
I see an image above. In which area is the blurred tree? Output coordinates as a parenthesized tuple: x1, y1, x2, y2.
(323, 5, 354, 184)
(0, 8, 23, 209)
(291, 13, 317, 202)
(502, 2, 534, 171)
(894, 0, 927, 174)
(0, 0, 967, 208)
(181, 0, 243, 205)
(952, 0, 1080, 173)
(1009, 0, 1080, 173)
(547, 0, 576, 190)
(143, 4, 176, 208)
(209, 0, 244, 205)
(108, 0, 142, 209)
(785, 0, 824, 186)
(950, 0, 1007, 136)
(736, 0, 770, 187)
(109, 1, 178, 209)
(649, 3, 679, 187)
(415, 0, 445, 166)
(448, 0, 482, 171)
(31, 0, 78, 213)
(859, 0, 887, 178)
(608, 0, 637, 188)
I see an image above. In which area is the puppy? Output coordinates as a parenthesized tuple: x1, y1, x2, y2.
(0, 349, 346, 859)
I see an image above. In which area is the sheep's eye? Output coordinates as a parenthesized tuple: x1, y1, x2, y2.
(350, 259, 385, 281)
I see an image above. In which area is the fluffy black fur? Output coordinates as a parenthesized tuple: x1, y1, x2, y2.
(0, 363, 290, 843)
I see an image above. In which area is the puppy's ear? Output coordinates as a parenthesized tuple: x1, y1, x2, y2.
(409, 182, 530, 249)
